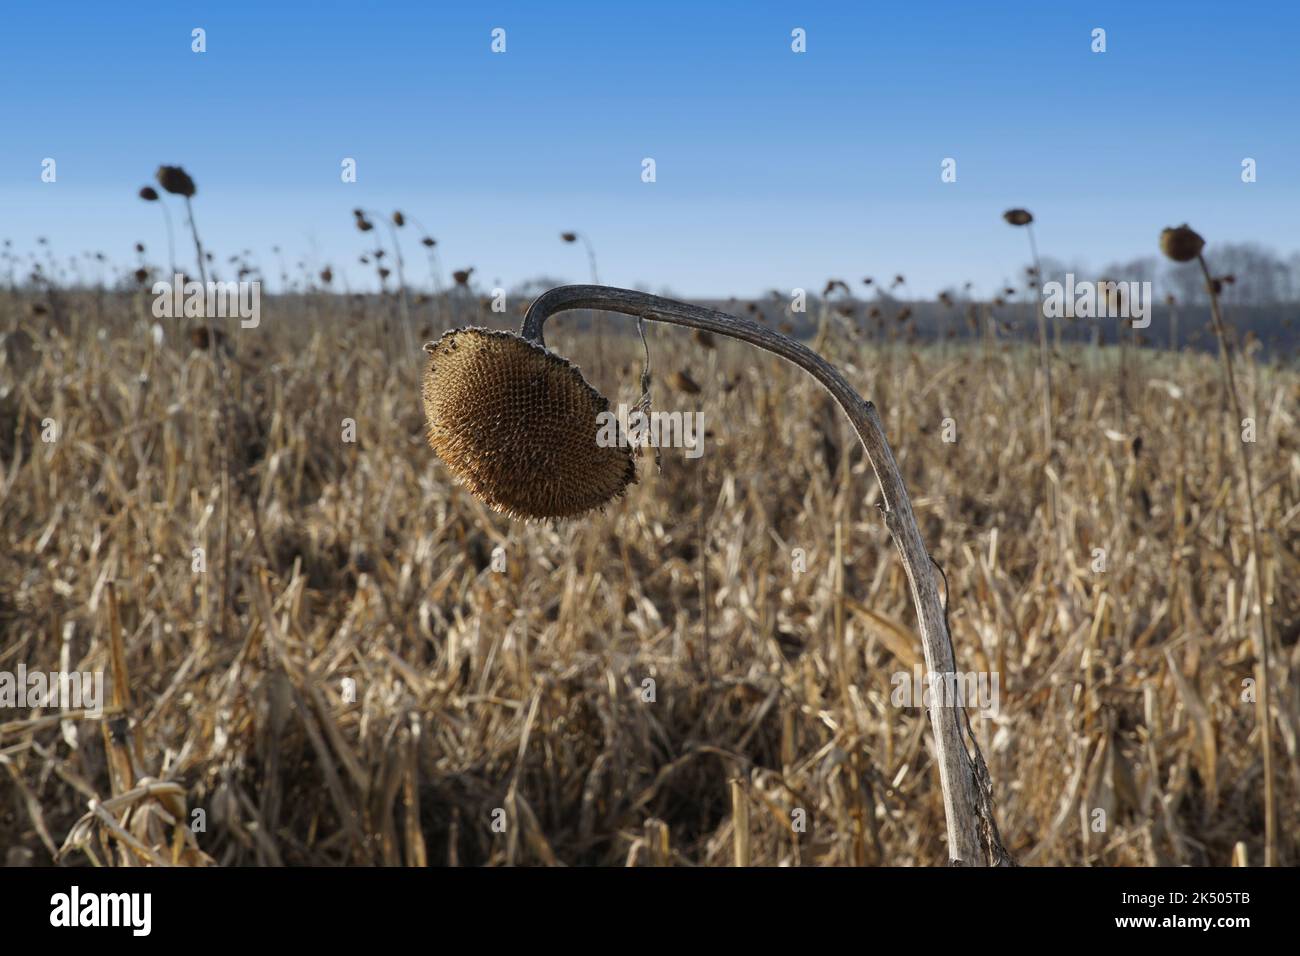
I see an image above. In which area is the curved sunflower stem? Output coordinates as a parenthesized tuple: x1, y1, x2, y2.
(522, 284, 1010, 866)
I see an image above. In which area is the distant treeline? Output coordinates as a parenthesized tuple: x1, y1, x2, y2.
(5, 284, 1299, 362)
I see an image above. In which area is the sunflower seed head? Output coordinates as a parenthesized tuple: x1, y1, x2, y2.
(155, 165, 196, 198)
(422, 328, 637, 520)
(1160, 224, 1205, 263)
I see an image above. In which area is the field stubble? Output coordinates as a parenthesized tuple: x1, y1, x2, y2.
(1, 299, 1297, 866)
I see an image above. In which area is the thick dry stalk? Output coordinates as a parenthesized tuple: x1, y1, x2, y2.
(1198, 255, 1275, 867)
(522, 284, 1006, 865)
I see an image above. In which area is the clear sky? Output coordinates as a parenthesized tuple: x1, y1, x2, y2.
(1, 0, 1296, 297)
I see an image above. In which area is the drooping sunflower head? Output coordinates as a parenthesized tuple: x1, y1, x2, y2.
(421, 329, 636, 520)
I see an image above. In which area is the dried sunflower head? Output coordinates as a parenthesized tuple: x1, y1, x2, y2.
(156, 165, 196, 198)
(421, 329, 636, 520)
(1160, 225, 1205, 263)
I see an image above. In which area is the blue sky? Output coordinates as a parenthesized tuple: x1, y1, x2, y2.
(1, 0, 1296, 297)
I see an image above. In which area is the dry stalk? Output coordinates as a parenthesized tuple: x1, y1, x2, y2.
(1197, 253, 1276, 867)
(730, 777, 751, 866)
(520, 284, 1008, 865)
(1004, 211, 1054, 452)
(156, 166, 234, 642)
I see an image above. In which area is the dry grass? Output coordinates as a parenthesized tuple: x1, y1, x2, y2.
(1, 298, 1297, 866)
